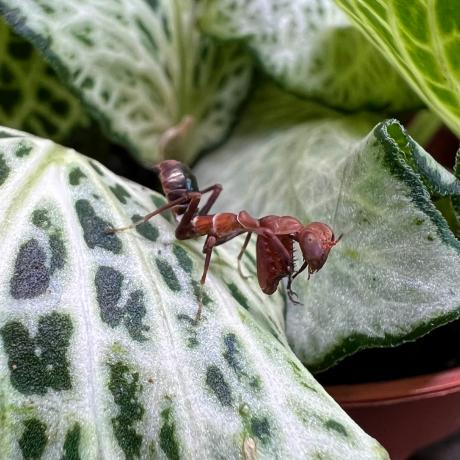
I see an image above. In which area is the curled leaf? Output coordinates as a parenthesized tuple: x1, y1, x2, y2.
(195, 85, 460, 371)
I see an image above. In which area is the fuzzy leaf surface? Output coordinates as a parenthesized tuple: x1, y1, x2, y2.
(0, 127, 387, 459)
(199, 0, 420, 111)
(336, 0, 460, 134)
(0, 0, 252, 165)
(195, 86, 460, 371)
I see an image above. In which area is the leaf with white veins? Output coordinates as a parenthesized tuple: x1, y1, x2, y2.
(336, 0, 460, 134)
(0, 0, 252, 166)
(195, 85, 460, 371)
(199, 0, 420, 111)
(0, 19, 88, 141)
(0, 127, 387, 459)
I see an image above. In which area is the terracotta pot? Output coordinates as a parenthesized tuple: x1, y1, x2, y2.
(326, 367, 460, 460)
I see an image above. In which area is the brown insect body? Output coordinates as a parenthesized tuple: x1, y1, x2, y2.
(254, 215, 298, 294)
(111, 160, 339, 316)
(155, 160, 199, 217)
(189, 213, 243, 239)
(256, 233, 293, 295)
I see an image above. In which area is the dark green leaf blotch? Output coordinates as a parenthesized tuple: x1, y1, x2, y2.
(223, 334, 261, 390)
(206, 365, 233, 406)
(0, 131, 16, 138)
(19, 418, 47, 460)
(95, 266, 124, 327)
(160, 407, 180, 460)
(49, 233, 66, 274)
(15, 141, 32, 157)
(95, 267, 149, 340)
(90, 161, 103, 175)
(0, 153, 10, 185)
(146, 0, 159, 10)
(173, 244, 193, 273)
(223, 333, 243, 375)
(325, 419, 348, 437)
(132, 214, 159, 242)
(108, 362, 144, 460)
(226, 282, 250, 310)
(75, 200, 122, 253)
(69, 168, 87, 186)
(288, 360, 317, 392)
(110, 184, 131, 204)
(63, 423, 81, 460)
(0, 312, 73, 395)
(37, 313, 73, 390)
(31, 209, 66, 274)
(191, 280, 212, 306)
(32, 209, 51, 230)
(150, 195, 174, 222)
(10, 239, 50, 299)
(124, 290, 149, 341)
(151, 194, 166, 208)
(251, 417, 271, 445)
(176, 314, 199, 348)
(156, 258, 181, 292)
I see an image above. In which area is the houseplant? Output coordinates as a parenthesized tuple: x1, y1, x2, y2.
(0, 0, 458, 458)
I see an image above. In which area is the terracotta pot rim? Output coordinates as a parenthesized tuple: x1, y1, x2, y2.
(325, 366, 460, 408)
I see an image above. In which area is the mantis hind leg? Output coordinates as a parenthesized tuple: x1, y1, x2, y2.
(195, 234, 217, 321)
(237, 232, 252, 279)
(195, 231, 247, 320)
(200, 235, 217, 286)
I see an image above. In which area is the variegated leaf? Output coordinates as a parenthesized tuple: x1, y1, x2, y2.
(195, 85, 460, 371)
(336, 0, 460, 134)
(0, 0, 252, 166)
(0, 127, 387, 459)
(0, 19, 88, 141)
(198, 0, 420, 111)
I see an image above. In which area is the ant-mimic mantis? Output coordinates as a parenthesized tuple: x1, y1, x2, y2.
(108, 160, 340, 319)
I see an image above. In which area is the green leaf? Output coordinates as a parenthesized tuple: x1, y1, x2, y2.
(0, 0, 252, 166)
(195, 85, 460, 371)
(199, 0, 420, 111)
(336, 0, 460, 134)
(0, 127, 387, 458)
(0, 19, 88, 141)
